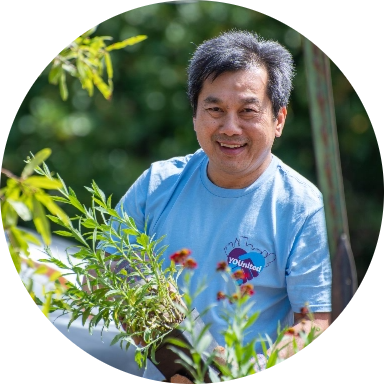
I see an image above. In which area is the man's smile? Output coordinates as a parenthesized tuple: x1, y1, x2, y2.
(217, 141, 247, 155)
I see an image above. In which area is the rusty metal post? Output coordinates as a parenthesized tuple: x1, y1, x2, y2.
(303, 38, 358, 322)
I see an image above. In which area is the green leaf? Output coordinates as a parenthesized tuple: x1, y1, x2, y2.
(54, 230, 74, 237)
(110, 333, 129, 346)
(9, 226, 30, 256)
(25, 176, 62, 190)
(92, 71, 112, 100)
(35, 192, 69, 225)
(59, 71, 68, 101)
(32, 196, 51, 245)
(42, 292, 53, 318)
(1, 201, 18, 228)
(8, 245, 21, 273)
(17, 229, 41, 246)
(48, 64, 63, 85)
(166, 337, 190, 349)
(82, 307, 92, 326)
(21, 148, 52, 179)
(49, 270, 62, 282)
(104, 52, 113, 79)
(39, 256, 69, 270)
(106, 35, 148, 51)
(7, 199, 32, 221)
(33, 265, 49, 275)
(65, 195, 85, 214)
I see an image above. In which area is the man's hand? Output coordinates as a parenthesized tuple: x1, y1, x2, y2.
(170, 374, 194, 384)
(268, 311, 331, 359)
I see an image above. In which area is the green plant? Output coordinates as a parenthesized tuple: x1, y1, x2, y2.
(34, 159, 190, 367)
(1, 149, 68, 271)
(48, 26, 147, 100)
(169, 264, 322, 382)
(166, 267, 219, 383)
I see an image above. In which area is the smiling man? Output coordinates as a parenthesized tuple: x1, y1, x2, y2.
(107, 30, 332, 380)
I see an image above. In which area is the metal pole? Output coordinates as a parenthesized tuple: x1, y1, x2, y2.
(303, 38, 358, 321)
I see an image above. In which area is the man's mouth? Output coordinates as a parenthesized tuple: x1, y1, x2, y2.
(217, 141, 247, 155)
(219, 143, 246, 148)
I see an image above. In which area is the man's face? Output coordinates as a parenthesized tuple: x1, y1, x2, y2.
(193, 67, 287, 189)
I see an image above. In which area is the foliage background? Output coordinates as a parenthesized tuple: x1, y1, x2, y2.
(2, 1, 382, 284)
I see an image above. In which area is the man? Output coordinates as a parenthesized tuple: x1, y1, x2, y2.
(105, 30, 332, 380)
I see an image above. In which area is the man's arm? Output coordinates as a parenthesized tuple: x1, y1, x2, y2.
(268, 311, 331, 359)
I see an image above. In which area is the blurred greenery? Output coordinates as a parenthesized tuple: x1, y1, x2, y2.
(2, 1, 382, 284)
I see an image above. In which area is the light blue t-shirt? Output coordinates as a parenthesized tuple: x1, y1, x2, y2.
(104, 149, 332, 379)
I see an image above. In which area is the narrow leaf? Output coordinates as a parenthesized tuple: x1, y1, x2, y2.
(106, 35, 148, 51)
(59, 71, 68, 101)
(25, 176, 62, 190)
(21, 149, 52, 179)
(104, 52, 113, 79)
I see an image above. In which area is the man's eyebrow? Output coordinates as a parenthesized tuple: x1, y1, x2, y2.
(202, 96, 262, 106)
(240, 97, 262, 106)
(203, 96, 221, 104)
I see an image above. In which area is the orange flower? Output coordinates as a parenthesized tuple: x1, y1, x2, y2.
(183, 257, 197, 269)
(285, 328, 296, 336)
(229, 293, 239, 303)
(300, 306, 309, 316)
(232, 269, 245, 280)
(216, 261, 228, 272)
(240, 283, 255, 296)
(217, 291, 226, 301)
(170, 248, 192, 264)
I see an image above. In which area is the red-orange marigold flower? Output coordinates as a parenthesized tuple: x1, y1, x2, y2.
(240, 283, 255, 296)
(183, 257, 197, 269)
(230, 293, 239, 303)
(232, 269, 245, 280)
(170, 248, 191, 264)
(285, 328, 295, 336)
(300, 306, 309, 316)
(216, 261, 228, 272)
(217, 291, 226, 301)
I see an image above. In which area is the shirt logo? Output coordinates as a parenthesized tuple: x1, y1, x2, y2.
(224, 236, 276, 284)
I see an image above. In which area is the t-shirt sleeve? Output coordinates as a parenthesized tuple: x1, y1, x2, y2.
(99, 168, 150, 255)
(285, 206, 332, 313)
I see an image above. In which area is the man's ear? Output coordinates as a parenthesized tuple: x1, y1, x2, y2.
(275, 106, 287, 138)
(193, 116, 196, 132)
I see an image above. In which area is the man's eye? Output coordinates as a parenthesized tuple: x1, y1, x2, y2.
(208, 107, 221, 112)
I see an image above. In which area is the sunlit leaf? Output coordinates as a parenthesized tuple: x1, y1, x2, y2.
(48, 64, 63, 85)
(42, 292, 53, 318)
(49, 270, 63, 282)
(21, 148, 52, 179)
(33, 264, 49, 275)
(92, 71, 112, 100)
(8, 245, 21, 273)
(32, 196, 51, 245)
(59, 71, 68, 101)
(9, 226, 30, 256)
(35, 192, 70, 225)
(104, 52, 113, 79)
(7, 199, 32, 221)
(17, 228, 41, 246)
(106, 35, 148, 51)
(25, 176, 62, 189)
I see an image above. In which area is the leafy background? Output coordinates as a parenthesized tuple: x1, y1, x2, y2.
(2, 1, 382, 284)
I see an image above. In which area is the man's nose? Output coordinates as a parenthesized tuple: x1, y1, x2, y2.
(218, 113, 242, 136)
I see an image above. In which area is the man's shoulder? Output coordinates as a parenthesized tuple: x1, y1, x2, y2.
(147, 149, 205, 190)
(273, 156, 324, 207)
